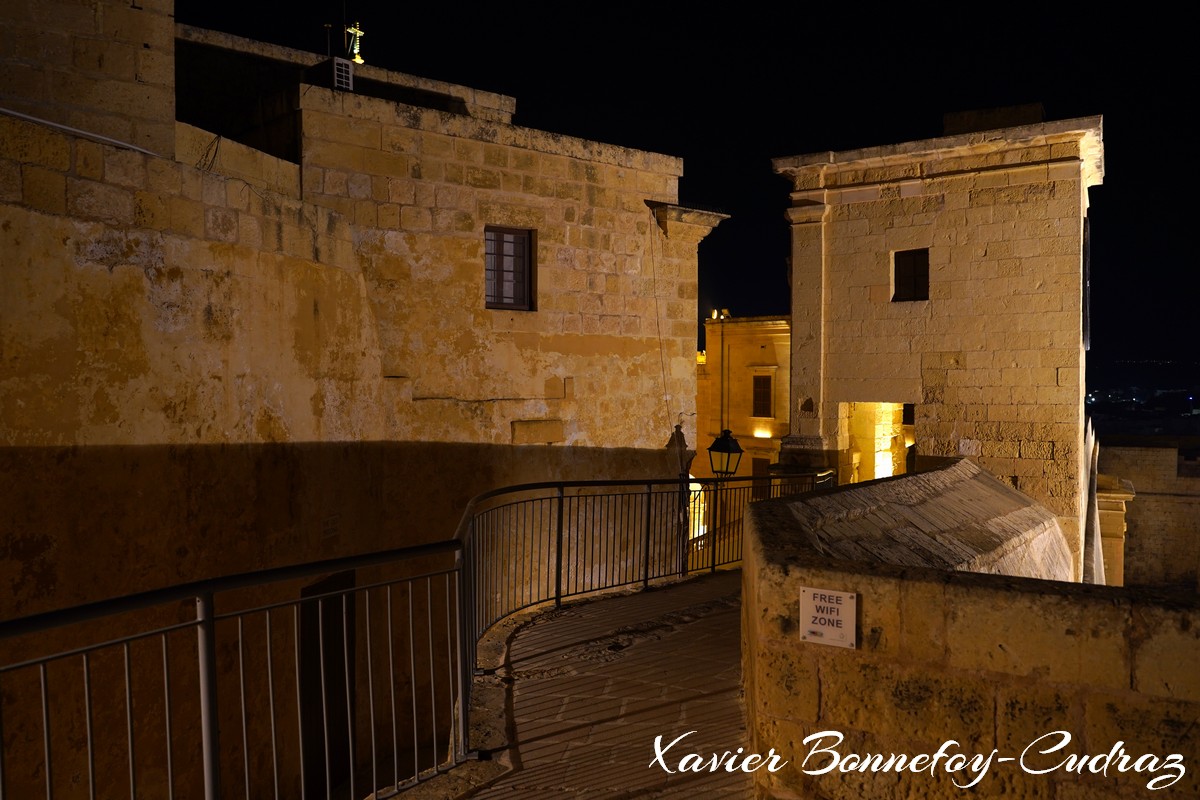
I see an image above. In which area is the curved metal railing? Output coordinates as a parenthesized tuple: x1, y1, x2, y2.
(0, 469, 833, 799)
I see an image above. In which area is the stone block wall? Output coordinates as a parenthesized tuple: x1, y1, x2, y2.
(297, 84, 712, 449)
(743, 503, 1200, 799)
(0, 15, 718, 798)
(1098, 443, 1200, 589)
(0, 0, 175, 156)
(0, 112, 383, 448)
(0, 92, 709, 613)
(774, 119, 1103, 579)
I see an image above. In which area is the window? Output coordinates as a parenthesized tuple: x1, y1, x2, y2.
(892, 248, 929, 302)
(752, 375, 773, 418)
(485, 226, 534, 310)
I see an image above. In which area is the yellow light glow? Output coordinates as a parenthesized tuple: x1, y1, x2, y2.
(875, 451, 894, 479)
(753, 428, 771, 439)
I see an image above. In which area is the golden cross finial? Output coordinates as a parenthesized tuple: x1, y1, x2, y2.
(345, 22, 365, 64)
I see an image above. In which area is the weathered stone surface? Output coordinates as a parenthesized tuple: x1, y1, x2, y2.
(742, 502, 1200, 800)
(775, 119, 1102, 581)
(760, 459, 1073, 580)
(0, 19, 723, 799)
(1099, 444, 1200, 590)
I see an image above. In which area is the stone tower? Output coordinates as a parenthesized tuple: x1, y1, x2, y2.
(773, 117, 1104, 580)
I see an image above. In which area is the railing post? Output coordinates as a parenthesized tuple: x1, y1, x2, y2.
(678, 474, 689, 578)
(554, 486, 565, 608)
(0, 692, 6, 800)
(642, 483, 653, 589)
(711, 481, 720, 573)
(196, 593, 221, 800)
(455, 551, 471, 761)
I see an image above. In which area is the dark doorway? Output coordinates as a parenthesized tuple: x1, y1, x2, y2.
(300, 571, 356, 796)
(752, 457, 772, 500)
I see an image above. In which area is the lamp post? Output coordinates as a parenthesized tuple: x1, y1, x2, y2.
(706, 430, 742, 572)
(666, 422, 692, 578)
(708, 311, 742, 572)
(705, 309, 743, 571)
(708, 310, 741, 478)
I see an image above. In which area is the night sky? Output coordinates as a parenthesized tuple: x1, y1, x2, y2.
(175, 3, 1195, 389)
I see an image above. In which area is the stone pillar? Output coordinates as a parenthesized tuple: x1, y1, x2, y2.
(1096, 474, 1135, 587)
(776, 178, 839, 472)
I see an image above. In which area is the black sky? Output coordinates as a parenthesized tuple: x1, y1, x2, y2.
(175, 3, 1195, 388)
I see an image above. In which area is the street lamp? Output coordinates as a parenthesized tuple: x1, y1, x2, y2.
(702, 311, 743, 573)
(704, 429, 741, 572)
(708, 309, 741, 477)
(707, 429, 743, 476)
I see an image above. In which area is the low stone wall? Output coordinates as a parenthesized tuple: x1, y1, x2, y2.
(761, 459, 1073, 580)
(742, 502, 1200, 799)
(1098, 443, 1200, 590)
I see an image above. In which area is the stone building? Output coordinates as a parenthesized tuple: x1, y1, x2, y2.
(694, 314, 790, 481)
(0, 3, 724, 619)
(0, 3, 726, 796)
(773, 117, 1103, 580)
(1098, 437, 1200, 590)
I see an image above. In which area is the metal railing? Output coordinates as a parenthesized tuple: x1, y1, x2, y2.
(0, 543, 465, 800)
(0, 470, 832, 799)
(457, 471, 835, 662)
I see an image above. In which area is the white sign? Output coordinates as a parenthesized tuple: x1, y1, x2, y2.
(799, 587, 857, 649)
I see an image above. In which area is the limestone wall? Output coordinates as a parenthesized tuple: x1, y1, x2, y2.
(695, 316, 790, 480)
(0, 0, 175, 156)
(0, 74, 711, 614)
(774, 119, 1103, 579)
(743, 503, 1200, 799)
(0, 14, 717, 797)
(1, 112, 384, 447)
(296, 84, 707, 449)
(1098, 443, 1200, 590)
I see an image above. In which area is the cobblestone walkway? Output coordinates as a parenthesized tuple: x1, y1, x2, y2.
(466, 569, 750, 799)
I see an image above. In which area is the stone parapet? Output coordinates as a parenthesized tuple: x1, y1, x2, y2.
(742, 498, 1200, 799)
(1098, 443, 1200, 589)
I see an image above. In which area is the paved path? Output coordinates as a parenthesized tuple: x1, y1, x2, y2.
(466, 570, 750, 799)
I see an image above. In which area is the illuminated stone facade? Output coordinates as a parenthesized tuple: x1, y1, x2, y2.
(694, 315, 789, 480)
(0, 6, 724, 797)
(774, 118, 1103, 580)
(0, 4, 722, 616)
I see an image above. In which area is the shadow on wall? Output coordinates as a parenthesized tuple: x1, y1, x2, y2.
(0, 441, 689, 619)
